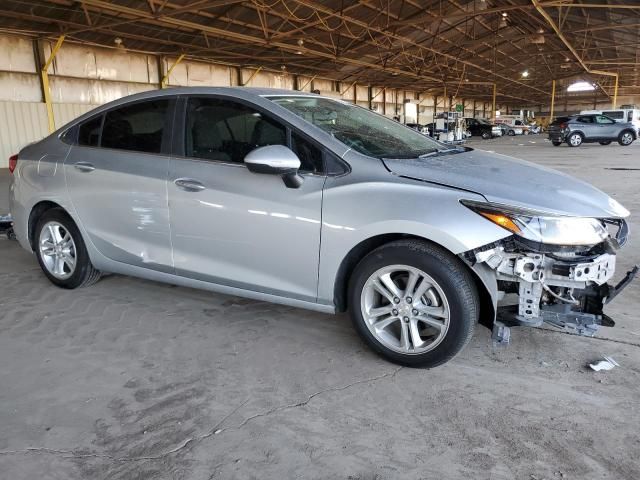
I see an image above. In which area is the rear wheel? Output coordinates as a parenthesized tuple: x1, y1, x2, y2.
(35, 208, 101, 289)
(508, 130, 515, 136)
(599, 141, 612, 146)
(567, 132, 583, 147)
(481, 131, 490, 140)
(618, 131, 634, 146)
(552, 141, 562, 146)
(348, 240, 479, 368)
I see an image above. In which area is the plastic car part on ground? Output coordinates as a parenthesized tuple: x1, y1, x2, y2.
(589, 356, 619, 372)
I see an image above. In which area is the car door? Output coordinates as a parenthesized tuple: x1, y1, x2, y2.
(64, 97, 175, 272)
(467, 119, 479, 135)
(595, 115, 618, 138)
(574, 115, 595, 138)
(167, 96, 326, 302)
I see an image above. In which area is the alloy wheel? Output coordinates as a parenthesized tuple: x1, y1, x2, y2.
(360, 265, 450, 355)
(621, 132, 633, 145)
(569, 134, 582, 146)
(39, 221, 77, 280)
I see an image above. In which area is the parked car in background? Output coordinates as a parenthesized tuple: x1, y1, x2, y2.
(548, 114, 637, 147)
(405, 123, 430, 136)
(497, 123, 524, 136)
(9, 87, 637, 368)
(463, 117, 502, 139)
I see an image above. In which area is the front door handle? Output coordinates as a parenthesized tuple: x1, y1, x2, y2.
(74, 161, 95, 172)
(174, 178, 206, 192)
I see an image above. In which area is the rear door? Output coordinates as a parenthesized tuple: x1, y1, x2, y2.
(574, 115, 595, 138)
(64, 97, 175, 272)
(167, 96, 326, 302)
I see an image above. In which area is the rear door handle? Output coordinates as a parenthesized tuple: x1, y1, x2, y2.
(74, 161, 95, 172)
(174, 178, 206, 192)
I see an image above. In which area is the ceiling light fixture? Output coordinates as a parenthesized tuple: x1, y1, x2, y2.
(522, 70, 529, 78)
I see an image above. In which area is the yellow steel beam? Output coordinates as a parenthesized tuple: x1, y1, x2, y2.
(340, 80, 357, 96)
(161, 53, 185, 88)
(297, 74, 316, 91)
(42, 35, 65, 133)
(613, 75, 618, 109)
(371, 86, 386, 101)
(550, 79, 556, 119)
(241, 66, 263, 86)
(532, 0, 619, 100)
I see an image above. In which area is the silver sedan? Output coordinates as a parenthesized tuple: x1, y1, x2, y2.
(9, 87, 637, 367)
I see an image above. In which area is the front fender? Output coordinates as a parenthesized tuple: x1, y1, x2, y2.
(316, 176, 510, 305)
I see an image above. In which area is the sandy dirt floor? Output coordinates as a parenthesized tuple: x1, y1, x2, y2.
(0, 137, 639, 480)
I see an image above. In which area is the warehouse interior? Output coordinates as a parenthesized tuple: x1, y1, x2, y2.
(1, 1, 639, 479)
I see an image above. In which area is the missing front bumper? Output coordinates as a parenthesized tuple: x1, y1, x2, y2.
(468, 241, 637, 344)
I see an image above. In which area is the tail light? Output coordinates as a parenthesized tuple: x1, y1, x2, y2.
(8, 154, 18, 174)
(559, 122, 568, 129)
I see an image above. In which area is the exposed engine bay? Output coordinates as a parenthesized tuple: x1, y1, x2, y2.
(463, 219, 638, 343)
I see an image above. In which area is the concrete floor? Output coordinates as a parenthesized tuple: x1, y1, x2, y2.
(0, 137, 639, 480)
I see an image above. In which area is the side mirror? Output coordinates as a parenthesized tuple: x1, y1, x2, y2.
(245, 145, 304, 188)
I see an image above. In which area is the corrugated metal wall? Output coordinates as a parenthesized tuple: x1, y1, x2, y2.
(0, 101, 48, 163)
(0, 101, 96, 164)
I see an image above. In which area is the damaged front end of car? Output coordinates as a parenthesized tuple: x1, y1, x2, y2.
(459, 200, 638, 343)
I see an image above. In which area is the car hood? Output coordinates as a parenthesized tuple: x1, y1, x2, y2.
(382, 148, 629, 218)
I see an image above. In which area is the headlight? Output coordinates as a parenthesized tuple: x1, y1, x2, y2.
(461, 200, 609, 246)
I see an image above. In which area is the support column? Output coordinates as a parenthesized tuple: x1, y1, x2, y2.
(433, 95, 437, 120)
(37, 35, 65, 133)
(491, 83, 497, 120)
(161, 53, 185, 88)
(241, 66, 263, 87)
(612, 75, 619, 109)
(550, 79, 556, 119)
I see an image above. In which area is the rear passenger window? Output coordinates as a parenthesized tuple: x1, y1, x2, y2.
(78, 115, 103, 147)
(186, 98, 286, 163)
(101, 100, 169, 153)
(576, 116, 593, 124)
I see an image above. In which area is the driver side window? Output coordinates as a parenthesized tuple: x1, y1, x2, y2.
(185, 98, 286, 163)
(595, 115, 614, 124)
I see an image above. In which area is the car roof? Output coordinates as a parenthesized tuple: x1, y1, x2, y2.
(87, 86, 321, 114)
(54, 86, 328, 133)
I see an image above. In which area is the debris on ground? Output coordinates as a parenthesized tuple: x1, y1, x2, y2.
(589, 356, 619, 372)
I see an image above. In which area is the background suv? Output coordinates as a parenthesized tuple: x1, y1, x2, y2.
(548, 114, 636, 147)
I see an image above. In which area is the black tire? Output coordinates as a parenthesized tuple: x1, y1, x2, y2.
(618, 130, 634, 146)
(481, 131, 490, 140)
(348, 240, 479, 368)
(508, 130, 515, 136)
(34, 208, 101, 289)
(599, 141, 612, 146)
(552, 141, 562, 146)
(567, 132, 583, 147)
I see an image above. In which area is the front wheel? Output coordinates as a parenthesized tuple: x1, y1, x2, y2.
(508, 130, 515, 136)
(348, 240, 479, 368)
(567, 132, 583, 147)
(618, 131, 634, 146)
(599, 141, 612, 146)
(35, 208, 101, 289)
(481, 131, 490, 140)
